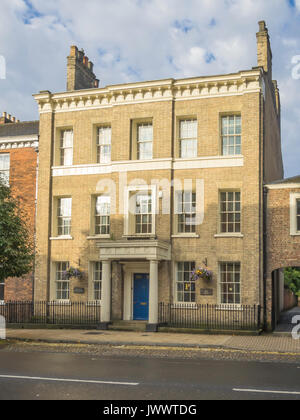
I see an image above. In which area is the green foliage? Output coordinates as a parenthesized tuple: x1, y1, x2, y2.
(0, 177, 34, 282)
(284, 268, 300, 295)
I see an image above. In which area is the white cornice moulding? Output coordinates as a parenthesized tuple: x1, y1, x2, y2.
(52, 156, 244, 177)
(0, 135, 39, 150)
(34, 70, 262, 115)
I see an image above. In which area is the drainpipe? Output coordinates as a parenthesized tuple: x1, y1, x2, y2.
(263, 186, 268, 330)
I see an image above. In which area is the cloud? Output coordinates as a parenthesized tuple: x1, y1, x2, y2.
(0, 0, 299, 177)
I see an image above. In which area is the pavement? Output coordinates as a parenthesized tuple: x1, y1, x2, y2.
(4, 328, 300, 355)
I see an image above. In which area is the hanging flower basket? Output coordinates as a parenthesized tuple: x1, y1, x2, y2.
(62, 267, 83, 280)
(190, 267, 213, 282)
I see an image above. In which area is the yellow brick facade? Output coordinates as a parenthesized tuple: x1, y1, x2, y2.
(34, 22, 283, 328)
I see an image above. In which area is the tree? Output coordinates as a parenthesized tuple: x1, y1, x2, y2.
(284, 268, 300, 297)
(0, 176, 34, 283)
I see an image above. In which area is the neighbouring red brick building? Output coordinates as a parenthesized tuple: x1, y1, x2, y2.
(0, 112, 39, 302)
(265, 176, 300, 330)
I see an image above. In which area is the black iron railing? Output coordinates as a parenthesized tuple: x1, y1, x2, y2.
(159, 303, 261, 331)
(0, 301, 101, 326)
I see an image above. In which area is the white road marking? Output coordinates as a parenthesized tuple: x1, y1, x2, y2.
(0, 375, 139, 386)
(233, 388, 300, 396)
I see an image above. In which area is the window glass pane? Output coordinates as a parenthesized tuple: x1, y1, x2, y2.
(220, 262, 241, 305)
(220, 191, 241, 233)
(222, 116, 242, 156)
(56, 262, 70, 300)
(60, 130, 73, 166)
(0, 154, 10, 184)
(97, 127, 111, 163)
(0, 283, 4, 301)
(180, 120, 197, 158)
(176, 262, 196, 303)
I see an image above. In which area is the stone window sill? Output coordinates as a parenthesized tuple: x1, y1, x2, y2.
(50, 236, 73, 241)
(172, 234, 200, 238)
(214, 233, 244, 238)
(87, 235, 111, 240)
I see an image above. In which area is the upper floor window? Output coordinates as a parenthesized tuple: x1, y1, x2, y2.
(135, 193, 152, 234)
(125, 186, 156, 236)
(95, 195, 110, 235)
(97, 126, 111, 163)
(56, 261, 70, 301)
(220, 191, 241, 233)
(137, 123, 153, 160)
(176, 262, 196, 303)
(0, 154, 10, 185)
(176, 191, 196, 233)
(179, 120, 197, 158)
(290, 193, 300, 236)
(57, 198, 72, 236)
(220, 262, 241, 305)
(221, 115, 241, 156)
(60, 130, 73, 166)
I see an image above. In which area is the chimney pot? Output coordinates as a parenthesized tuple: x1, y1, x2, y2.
(258, 21, 267, 32)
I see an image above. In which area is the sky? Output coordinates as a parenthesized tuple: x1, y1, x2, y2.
(0, 0, 299, 178)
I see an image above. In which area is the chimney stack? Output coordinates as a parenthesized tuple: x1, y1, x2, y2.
(67, 45, 100, 91)
(0, 112, 19, 124)
(256, 20, 272, 79)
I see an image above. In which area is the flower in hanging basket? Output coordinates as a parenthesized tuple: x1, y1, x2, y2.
(62, 267, 83, 280)
(190, 267, 213, 281)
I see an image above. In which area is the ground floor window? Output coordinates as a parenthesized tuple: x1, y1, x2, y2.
(220, 262, 241, 305)
(93, 262, 102, 301)
(176, 262, 196, 303)
(56, 262, 70, 300)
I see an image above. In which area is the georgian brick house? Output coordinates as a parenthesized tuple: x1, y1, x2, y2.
(32, 21, 287, 331)
(0, 113, 39, 302)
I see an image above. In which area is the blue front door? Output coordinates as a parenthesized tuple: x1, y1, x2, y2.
(133, 274, 149, 321)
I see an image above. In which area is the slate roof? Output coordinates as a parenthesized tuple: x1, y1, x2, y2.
(270, 175, 300, 184)
(0, 121, 39, 138)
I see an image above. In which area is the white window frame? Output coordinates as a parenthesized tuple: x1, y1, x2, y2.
(219, 191, 241, 234)
(175, 191, 196, 234)
(179, 119, 198, 159)
(174, 261, 196, 304)
(97, 126, 111, 164)
(0, 153, 10, 185)
(55, 262, 70, 301)
(290, 193, 300, 236)
(221, 115, 242, 156)
(88, 262, 102, 303)
(95, 195, 110, 235)
(124, 185, 157, 237)
(137, 123, 153, 160)
(218, 262, 241, 306)
(60, 130, 73, 166)
(57, 197, 72, 237)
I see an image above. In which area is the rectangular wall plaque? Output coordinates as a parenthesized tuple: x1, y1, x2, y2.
(200, 289, 213, 296)
(74, 287, 85, 294)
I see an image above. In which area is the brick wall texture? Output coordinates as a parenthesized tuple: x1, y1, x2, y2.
(0, 147, 37, 301)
